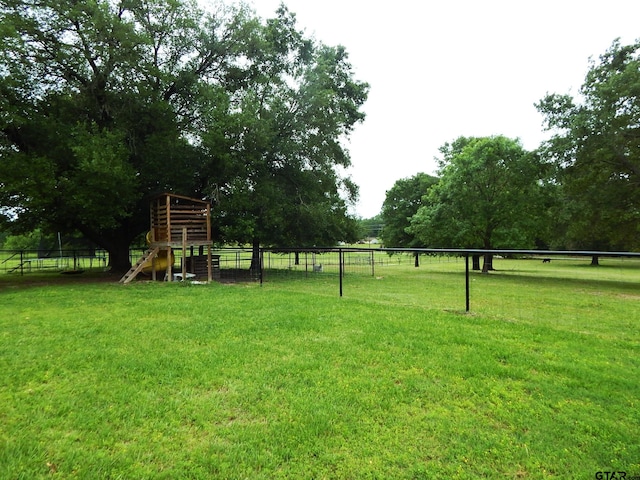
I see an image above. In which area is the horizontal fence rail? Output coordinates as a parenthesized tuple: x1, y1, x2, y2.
(0, 249, 109, 275)
(259, 247, 640, 311)
(3, 246, 639, 312)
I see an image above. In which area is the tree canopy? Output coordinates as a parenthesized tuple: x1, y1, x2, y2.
(536, 39, 640, 253)
(210, 21, 368, 267)
(380, 172, 438, 248)
(357, 215, 383, 240)
(0, 0, 368, 271)
(408, 136, 548, 271)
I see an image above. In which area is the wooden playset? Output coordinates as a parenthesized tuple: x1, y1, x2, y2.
(120, 193, 215, 284)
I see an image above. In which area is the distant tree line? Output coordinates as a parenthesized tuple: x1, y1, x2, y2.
(379, 39, 640, 271)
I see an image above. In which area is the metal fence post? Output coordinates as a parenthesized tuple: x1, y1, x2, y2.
(371, 250, 375, 277)
(339, 248, 343, 297)
(465, 254, 470, 312)
(259, 248, 264, 286)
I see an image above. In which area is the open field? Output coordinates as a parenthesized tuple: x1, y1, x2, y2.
(1, 258, 639, 478)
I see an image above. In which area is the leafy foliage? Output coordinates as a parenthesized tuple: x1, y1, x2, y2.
(0, 0, 368, 271)
(536, 39, 640, 251)
(210, 15, 368, 253)
(357, 215, 383, 240)
(381, 172, 438, 247)
(408, 136, 549, 270)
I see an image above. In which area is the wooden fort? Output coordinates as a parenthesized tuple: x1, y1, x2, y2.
(120, 193, 215, 284)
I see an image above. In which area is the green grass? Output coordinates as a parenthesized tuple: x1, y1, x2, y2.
(0, 258, 638, 479)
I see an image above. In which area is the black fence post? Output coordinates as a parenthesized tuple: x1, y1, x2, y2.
(259, 248, 264, 286)
(370, 250, 375, 277)
(339, 248, 343, 297)
(465, 254, 470, 312)
(20, 250, 24, 276)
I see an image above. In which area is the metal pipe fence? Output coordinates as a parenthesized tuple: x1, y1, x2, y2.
(3, 246, 639, 313)
(0, 249, 109, 275)
(259, 247, 640, 311)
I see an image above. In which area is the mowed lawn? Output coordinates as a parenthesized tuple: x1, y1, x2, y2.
(0, 258, 638, 479)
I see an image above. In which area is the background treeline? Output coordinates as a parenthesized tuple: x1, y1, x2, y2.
(379, 39, 640, 270)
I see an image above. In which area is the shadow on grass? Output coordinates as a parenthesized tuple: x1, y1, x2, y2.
(474, 268, 640, 293)
(0, 269, 119, 292)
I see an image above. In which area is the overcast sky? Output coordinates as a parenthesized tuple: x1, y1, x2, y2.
(237, 0, 640, 218)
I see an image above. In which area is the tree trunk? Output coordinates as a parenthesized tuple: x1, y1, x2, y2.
(295, 251, 300, 265)
(250, 238, 261, 274)
(472, 254, 481, 271)
(107, 239, 133, 274)
(77, 225, 135, 274)
(591, 255, 600, 266)
(482, 253, 494, 273)
(414, 253, 419, 267)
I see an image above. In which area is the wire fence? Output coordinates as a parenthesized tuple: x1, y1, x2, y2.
(4, 246, 639, 277)
(3, 246, 640, 314)
(0, 248, 109, 275)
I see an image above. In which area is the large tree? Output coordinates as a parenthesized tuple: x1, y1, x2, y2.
(0, 0, 367, 272)
(408, 136, 549, 272)
(536, 39, 640, 260)
(381, 172, 438, 248)
(0, 0, 252, 271)
(209, 11, 368, 269)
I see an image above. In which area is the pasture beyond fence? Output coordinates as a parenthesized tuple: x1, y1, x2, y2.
(2, 246, 640, 313)
(0, 248, 109, 275)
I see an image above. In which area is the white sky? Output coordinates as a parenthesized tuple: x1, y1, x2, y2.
(237, 0, 640, 218)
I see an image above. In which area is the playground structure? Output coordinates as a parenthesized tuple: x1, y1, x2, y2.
(120, 193, 214, 284)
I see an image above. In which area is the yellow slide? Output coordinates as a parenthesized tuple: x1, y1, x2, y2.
(141, 232, 175, 274)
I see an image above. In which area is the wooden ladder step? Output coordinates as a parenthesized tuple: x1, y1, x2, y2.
(119, 247, 160, 284)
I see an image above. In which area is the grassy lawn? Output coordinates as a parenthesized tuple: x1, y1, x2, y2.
(0, 258, 638, 479)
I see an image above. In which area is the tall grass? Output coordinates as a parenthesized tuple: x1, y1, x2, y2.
(0, 258, 638, 479)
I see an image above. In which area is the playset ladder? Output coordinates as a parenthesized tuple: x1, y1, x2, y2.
(119, 247, 160, 284)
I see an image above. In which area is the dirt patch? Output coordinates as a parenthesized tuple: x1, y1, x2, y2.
(0, 270, 120, 290)
(617, 293, 640, 300)
(218, 269, 260, 283)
